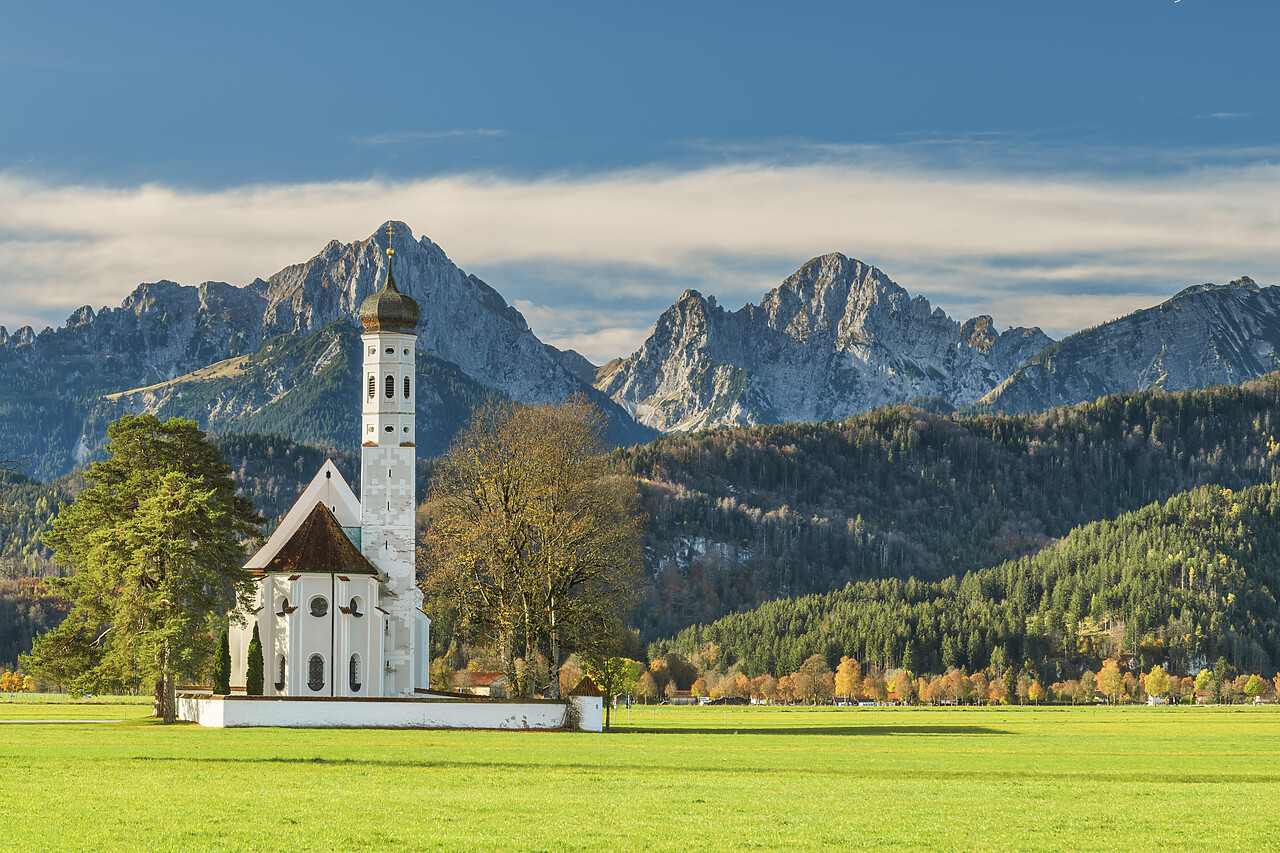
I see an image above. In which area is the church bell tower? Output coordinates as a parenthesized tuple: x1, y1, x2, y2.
(357, 226, 425, 696)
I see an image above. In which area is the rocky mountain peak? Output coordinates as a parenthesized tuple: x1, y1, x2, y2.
(982, 276, 1280, 413)
(598, 253, 1054, 432)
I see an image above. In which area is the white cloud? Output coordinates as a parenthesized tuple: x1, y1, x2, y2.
(2, 157, 1279, 353)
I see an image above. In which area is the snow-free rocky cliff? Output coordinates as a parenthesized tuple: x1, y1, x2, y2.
(2, 222, 592, 404)
(980, 277, 1280, 413)
(0, 222, 651, 478)
(597, 253, 1054, 432)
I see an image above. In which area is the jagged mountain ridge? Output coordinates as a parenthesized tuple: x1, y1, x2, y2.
(980, 277, 1280, 412)
(1, 222, 589, 403)
(598, 253, 1053, 432)
(0, 222, 653, 478)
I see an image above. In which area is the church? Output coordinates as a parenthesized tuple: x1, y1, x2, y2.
(228, 239, 430, 698)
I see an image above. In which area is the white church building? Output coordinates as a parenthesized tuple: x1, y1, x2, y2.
(228, 240, 429, 698)
(183, 234, 601, 729)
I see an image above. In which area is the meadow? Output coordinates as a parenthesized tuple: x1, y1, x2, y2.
(2, 700, 1278, 851)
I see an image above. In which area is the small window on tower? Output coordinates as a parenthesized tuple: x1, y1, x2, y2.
(404, 376, 410, 399)
(349, 654, 362, 693)
(403, 348, 410, 356)
(386, 346, 395, 354)
(350, 596, 363, 617)
(277, 597, 289, 616)
(275, 655, 286, 691)
(367, 375, 375, 400)
(384, 425, 394, 432)
(368, 346, 375, 355)
(403, 426, 409, 433)
(309, 596, 329, 617)
(385, 374, 394, 399)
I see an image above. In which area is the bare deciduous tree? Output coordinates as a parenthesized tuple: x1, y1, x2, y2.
(421, 395, 646, 699)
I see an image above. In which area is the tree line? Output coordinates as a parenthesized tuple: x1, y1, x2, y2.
(617, 375, 1280, 639)
(650, 480, 1280, 687)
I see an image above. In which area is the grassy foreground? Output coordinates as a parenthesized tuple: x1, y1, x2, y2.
(1, 703, 1278, 851)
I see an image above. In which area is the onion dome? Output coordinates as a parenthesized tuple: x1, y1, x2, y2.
(359, 247, 420, 333)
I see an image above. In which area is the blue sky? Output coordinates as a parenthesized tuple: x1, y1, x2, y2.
(3, 1, 1279, 362)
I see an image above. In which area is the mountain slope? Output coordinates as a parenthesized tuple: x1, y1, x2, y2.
(598, 253, 1053, 432)
(0, 222, 653, 478)
(981, 277, 1280, 412)
(655, 480, 1280, 681)
(618, 375, 1280, 638)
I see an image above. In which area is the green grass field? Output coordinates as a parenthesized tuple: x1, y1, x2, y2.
(2, 702, 1277, 851)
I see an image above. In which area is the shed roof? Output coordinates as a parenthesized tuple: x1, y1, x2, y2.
(257, 502, 379, 577)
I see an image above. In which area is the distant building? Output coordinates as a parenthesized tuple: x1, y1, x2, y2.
(456, 672, 509, 698)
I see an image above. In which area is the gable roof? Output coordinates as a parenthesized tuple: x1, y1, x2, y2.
(247, 460, 360, 569)
(257, 502, 379, 577)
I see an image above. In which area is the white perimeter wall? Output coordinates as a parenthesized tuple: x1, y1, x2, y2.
(178, 695, 603, 732)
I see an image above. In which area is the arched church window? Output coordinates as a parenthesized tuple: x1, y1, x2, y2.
(349, 654, 362, 693)
(350, 596, 363, 617)
(308, 654, 325, 692)
(385, 374, 395, 399)
(309, 596, 329, 617)
(404, 376, 410, 399)
(277, 597, 289, 616)
(367, 375, 375, 400)
(275, 655, 286, 691)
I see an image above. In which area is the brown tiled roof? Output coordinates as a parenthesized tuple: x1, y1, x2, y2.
(571, 676, 604, 697)
(469, 671, 507, 687)
(261, 502, 379, 576)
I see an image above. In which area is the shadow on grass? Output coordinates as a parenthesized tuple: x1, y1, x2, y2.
(614, 725, 1012, 736)
(120, 755, 1280, 785)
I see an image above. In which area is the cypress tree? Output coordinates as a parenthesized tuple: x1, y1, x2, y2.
(246, 623, 264, 696)
(213, 625, 231, 694)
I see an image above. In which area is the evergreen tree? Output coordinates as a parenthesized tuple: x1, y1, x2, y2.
(213, 625, 231, 695)
(35, 415, 262, 722)
(246, 623, 264, 696)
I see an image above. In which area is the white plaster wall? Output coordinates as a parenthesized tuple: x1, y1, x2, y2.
(177, 696, 603, 731)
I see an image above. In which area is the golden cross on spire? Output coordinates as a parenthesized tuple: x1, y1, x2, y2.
(387, 222, 395, 257)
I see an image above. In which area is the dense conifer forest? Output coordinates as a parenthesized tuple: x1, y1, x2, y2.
(621, 375, 1280, 638)
(652, 481, 1280, 681)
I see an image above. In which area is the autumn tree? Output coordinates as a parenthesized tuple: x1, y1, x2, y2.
(691, 677, 709, 698)
(637, 670, 659, 704)
(1144, 665, 1171, 702)
(776, 675, 796, 704)
(1097, 659, 1124, 704)
(33, 416, 261, 722)
(834, 656, 862, 701)
(422, 397, 646, 699)
(1028, 680, 1045, 704)
(894, 671, 914, 705)
(969, 672, 989, 705)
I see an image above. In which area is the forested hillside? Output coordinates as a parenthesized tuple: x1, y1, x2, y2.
(654, 481, 1280, 681)
(621, 375, 1280, 638)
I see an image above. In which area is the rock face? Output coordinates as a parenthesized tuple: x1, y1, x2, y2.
(0, 222, 653, 478)
(1, 222, 590, 404)
(981, 277, 1280, 413)
(598, 253, 1053, 431)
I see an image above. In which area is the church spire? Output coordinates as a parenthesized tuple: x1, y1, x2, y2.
(358, 222, 419, 332)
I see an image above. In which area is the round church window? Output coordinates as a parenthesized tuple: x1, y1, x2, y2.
(309, 596, 329, 617)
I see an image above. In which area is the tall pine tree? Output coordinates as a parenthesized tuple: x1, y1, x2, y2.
(37, 415, 261, 722)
